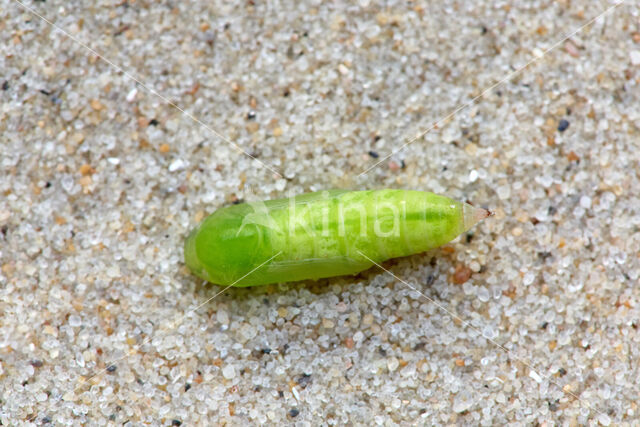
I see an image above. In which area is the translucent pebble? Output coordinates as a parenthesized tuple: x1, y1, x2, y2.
(489, 305, 501, 318)
(482, 325, 497, 340)
(529, 369, 542, 383)
(68, 315, 82, 327)
(580, 196, 592, 209)
(523, 272, 535, 286)
(216, 310, 229, 325)
(107, 265, 120, 278)
(598, 413, 611, 426)
(238, 324, 257, 342)
(496, 185, 511, 200)
(400, 364, 415, 378)
(126, 88, 138, 102)
(222, 364, 236, 379)
(387, 357, 399, 372)
(297, 57, 309, 71)
(364, 25, 380, 39)
(275, 179, 287, 191)
(537, 175, 553, 188)
(558, 332, 572, 346)
(453, 392, 474, 413)
(61, 175, 75, 193)
(614, 252, 627, 265)
(477, 286, 490, 302)
(169, 159, 186, 172)
(469, 170, 478, 183)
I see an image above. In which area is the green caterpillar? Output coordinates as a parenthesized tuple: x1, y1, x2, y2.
(184, 189, 491, 287)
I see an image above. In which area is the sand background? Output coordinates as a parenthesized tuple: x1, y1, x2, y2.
(2, 0, 640, 425)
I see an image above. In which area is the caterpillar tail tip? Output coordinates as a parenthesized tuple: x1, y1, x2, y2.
(462, 204, 494, 231)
